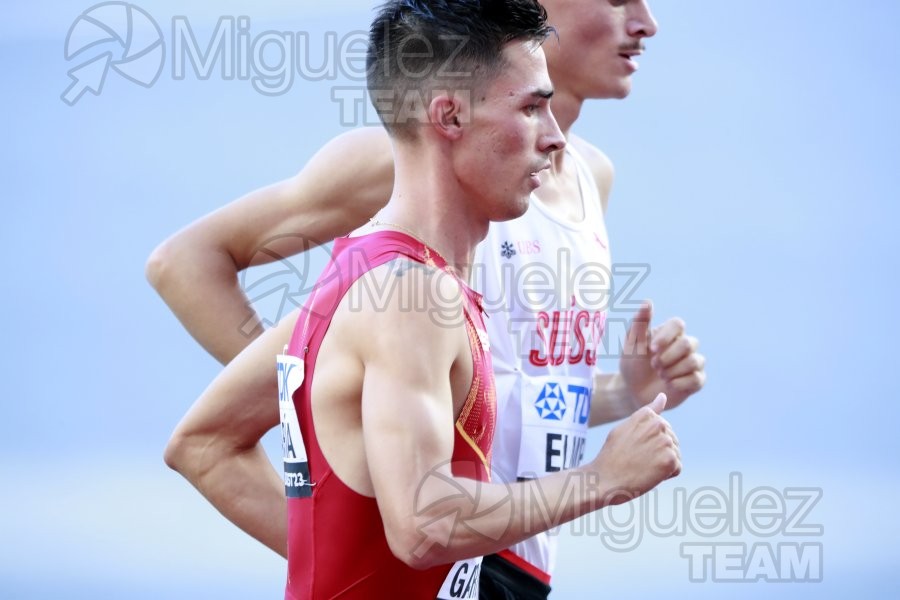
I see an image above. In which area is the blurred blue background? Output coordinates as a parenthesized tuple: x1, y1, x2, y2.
(2, 0, 898, 598)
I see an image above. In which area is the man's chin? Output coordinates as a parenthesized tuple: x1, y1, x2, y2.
(511, 196, 532, 220)
(594, 79, 633, 100)
(492, 196, 531, 223)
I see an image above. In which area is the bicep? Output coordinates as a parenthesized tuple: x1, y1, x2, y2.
(361, 354, 457, 555)
(361, 357, 456, 480)
(356, 277, 462, 524)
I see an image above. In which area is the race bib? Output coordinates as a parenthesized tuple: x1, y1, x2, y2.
(276, 353, 313, 498)
(517, 376, 592, 479)
(436, 557, 482, 599)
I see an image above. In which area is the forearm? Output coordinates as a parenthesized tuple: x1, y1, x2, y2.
(147, 238, 261, 364)
(406, 465, 612, 568)
(589, 372, 638, 426)
(413, 396, 682, 565)
(163, 315, 297, 557)
(167, 437, 287, 557)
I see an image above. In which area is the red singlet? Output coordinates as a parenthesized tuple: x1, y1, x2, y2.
(281, 231, 496, 600)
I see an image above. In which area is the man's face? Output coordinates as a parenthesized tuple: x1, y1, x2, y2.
(542, 0, 658, 100)
(454, 41, 566, 222)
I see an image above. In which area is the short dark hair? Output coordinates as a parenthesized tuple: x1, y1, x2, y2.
(367, 0, 552, 139)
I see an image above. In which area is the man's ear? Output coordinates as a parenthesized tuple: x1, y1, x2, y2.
(427, 92, 465, 140)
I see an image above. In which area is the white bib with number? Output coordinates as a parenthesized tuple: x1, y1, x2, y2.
(276, 353, 313, 498)
(517, 375, 592, 479)
(436, 557, 482, 599)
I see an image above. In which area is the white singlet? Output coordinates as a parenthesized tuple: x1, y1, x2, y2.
(472, 144, 612, 580)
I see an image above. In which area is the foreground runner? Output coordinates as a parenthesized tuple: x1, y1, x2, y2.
(151, 0, 704, 596)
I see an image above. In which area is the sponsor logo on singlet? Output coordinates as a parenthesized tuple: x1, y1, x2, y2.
(518, 376, 591, 478)
(276, 353, 313, 498)
(500, 240, 542, 260)
(534, 383, 567, 420)
(515, 240, 542, 256)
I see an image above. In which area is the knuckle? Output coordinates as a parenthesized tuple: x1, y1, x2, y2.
(695, 353, 706, 370)
(662, 450, 678, 470)
(677, 373, 703, 392)
(671, 378, 690, 392)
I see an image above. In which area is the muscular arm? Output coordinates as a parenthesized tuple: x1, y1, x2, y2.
(163, 309, 301, 558)
(146, 127, 395, 364)
(357, 264, 680, 569)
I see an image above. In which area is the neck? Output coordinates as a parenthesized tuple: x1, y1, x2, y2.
(374, 142, 489, 282)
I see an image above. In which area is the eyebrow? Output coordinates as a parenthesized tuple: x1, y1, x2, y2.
(531, 88, 554, 100)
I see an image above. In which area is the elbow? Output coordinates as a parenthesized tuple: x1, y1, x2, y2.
(163, 429, 189, 475)
(384, 518, 453, 570)
(145, 238, 176, 293)
(164, 428, 209, 483)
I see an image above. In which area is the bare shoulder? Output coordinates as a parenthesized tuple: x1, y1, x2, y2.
(341, 257, 467, 361)
(569, 134, 615, 214)
(165, 127, 396, 266)
(261, 127, 395, 247)
(294, 126, 395, 208)
(568, 134, 615, 183)
(355, 256, 465, 320)
(312, 127, 394, 171)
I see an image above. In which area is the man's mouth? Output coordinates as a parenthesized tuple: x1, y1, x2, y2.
(530, 163, 551, 177)
(619, 46, 645, 70)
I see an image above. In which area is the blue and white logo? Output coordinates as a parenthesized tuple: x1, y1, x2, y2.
(62, 2, 165, 105)
(534, 382, 567, 421)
